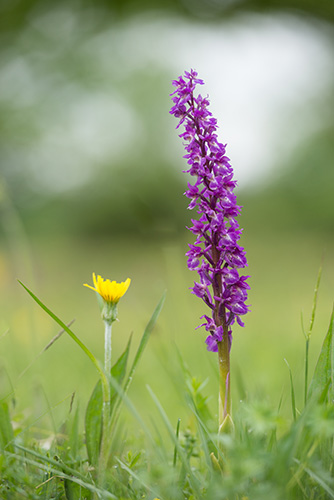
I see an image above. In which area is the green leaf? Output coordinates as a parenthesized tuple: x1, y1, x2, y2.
(85, 379, 102, 467)
(68, 404, 80, 460)
(110, 334, 132, 410)
(0, 401, 14, 453)
(308, 306, 334, 402)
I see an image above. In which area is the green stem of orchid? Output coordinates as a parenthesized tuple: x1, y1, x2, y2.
(218, 328, 231, 432)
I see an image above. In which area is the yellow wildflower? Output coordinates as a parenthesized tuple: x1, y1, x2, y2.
(84, 273, 131, 304)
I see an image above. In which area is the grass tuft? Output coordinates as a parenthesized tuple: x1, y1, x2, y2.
(0, 278, 332, 499)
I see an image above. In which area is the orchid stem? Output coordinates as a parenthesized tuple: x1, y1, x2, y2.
(218, 328, 231, 432)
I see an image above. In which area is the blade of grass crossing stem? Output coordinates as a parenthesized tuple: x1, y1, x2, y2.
(284, 359, 297, 421)
(308, 306, 334, 402)
(18, 281, 107, 387)
(304, 266, 322, 405)
(147, 385, 202, 498)
(111, 292, 166, 425)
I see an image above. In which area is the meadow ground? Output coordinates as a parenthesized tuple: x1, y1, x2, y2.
(1, 227, 333, 433)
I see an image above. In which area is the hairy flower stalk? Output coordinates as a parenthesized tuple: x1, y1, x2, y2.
(84, 273, 130, 485)
(170, 70, 250, 431)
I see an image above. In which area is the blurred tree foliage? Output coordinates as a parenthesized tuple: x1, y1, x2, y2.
(244, 124, 334, 234)
(0, 0, 333, 238)
(1, 0, 334, 28)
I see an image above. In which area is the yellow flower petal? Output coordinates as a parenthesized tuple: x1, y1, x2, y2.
(84, 274, 131, 304)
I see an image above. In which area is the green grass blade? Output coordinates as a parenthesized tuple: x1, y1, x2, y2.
(147, 385, 202, 499)
(125, 291, 166, 393)
(301, 311, 306, 340)
(303, 464, 334, 499)
(111, 292, 166, 425)
(307, 265, 322, 339)
(304, 337, 310, 406)
(304, 265, 322, 405)
(173, 418, 181, 467)
(18, 320, 75, 380)
(186, 393, 220, 467)
(116, 457, 161, 498)
(108, 374, 156, 447)
(7, 451, 117, 499)
(176, 345, 215, 431)
(18, 281, 106, 384)
(284, 359, 297, 421)
(308, 305, 334, 402)
(0, 401, 14, 453)
(14, 443, 93, 484)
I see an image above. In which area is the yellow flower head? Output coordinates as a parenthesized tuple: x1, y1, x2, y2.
(84, 273, 131, 304)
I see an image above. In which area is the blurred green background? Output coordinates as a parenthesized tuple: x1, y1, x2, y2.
(0, 0, 333, 432)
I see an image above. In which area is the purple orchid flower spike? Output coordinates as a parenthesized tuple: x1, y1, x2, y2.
(170, 69, 250, 430)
